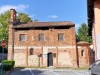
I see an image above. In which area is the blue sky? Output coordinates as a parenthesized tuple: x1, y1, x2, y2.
(0, 0, 87, 32)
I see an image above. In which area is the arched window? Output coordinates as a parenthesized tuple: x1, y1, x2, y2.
(81, 50, 84, 56)
(30, 48, 33, 55)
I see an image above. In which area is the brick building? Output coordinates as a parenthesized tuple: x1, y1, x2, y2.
(8, 9, 90, 68)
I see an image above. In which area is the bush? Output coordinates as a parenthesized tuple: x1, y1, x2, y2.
(1, 60, 15, 71)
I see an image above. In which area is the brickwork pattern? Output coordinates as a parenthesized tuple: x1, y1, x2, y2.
(8, 19, 90, 68)
(77, 44, 90, 67)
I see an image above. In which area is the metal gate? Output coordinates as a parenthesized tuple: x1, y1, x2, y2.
(48, 52, 53, 66)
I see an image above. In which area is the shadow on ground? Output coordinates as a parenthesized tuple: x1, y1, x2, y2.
(31, 69, 45, 75)
(9, 67, 45, 75)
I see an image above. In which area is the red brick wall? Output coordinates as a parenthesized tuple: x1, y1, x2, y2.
(13, 26, 75, 46)
(8, 22, 13, 60)
(77, 43, 90, 67)
(8, 23, 79, 67)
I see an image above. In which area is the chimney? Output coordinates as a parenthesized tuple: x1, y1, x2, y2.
(10, 9, 17, 22)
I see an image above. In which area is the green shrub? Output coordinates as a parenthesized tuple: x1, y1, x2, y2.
(1, 60, 15, 71)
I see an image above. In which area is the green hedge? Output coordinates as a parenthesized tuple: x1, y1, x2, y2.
(1, 60, 15, 71)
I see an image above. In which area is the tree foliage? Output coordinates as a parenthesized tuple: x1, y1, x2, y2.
(34, 19, 38, 22)
(78, 23, 92, 44)
(0, 10, 32, 45)
(17, 12, 32, 23)
(76, 33, 79, 42)
(0, 11, 10, 43)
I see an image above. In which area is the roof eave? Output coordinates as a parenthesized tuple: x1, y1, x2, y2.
(13, 24, 75, 29)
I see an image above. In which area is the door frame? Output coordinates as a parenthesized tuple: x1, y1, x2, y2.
(47, 52, 53, 67)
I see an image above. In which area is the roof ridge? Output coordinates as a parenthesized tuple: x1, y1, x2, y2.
(28, 21, 73, 23)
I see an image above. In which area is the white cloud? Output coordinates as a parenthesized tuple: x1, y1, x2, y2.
(48, 15, 58, 19)
(29, 14, 36, 18)
(0, 4, 29, 14)
(75, 24, 80, 28)
(75, 24, 81, 32)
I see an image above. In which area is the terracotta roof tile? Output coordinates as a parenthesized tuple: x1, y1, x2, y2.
(13, 21, 75, 28)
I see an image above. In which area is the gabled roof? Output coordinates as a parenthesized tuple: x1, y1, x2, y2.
(13, 21, 75, 28)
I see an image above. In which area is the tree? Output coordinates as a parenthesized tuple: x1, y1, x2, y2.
(76, 33, 79, 42)
(34, 19, 38, 22)
(78, 23, 92, 44)
(0, 10, 32, 45)
(0, 11, 10, 44)
(17, 12, 32, 23)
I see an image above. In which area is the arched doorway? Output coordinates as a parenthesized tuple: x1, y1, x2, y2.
(48, 52, 53, 66)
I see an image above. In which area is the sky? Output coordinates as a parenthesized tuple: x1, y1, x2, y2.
(0, 0, 87, 32)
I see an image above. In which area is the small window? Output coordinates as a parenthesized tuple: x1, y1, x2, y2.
(81, 50, 84, 56)
(19, 34, 26, 41)
(30, 48, 33, 55)
(58, 33, 64, 41)
(39, 34, 45, 41)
